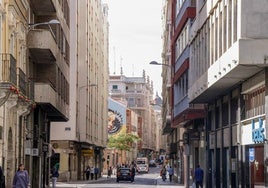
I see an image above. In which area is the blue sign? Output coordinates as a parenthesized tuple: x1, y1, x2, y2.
(252, 118, 265, 143)
(249, 148, 254, 162)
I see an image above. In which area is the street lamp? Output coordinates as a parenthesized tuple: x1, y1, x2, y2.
(77, 83, 97, 180)
(28, 19, 60, 39)
(149, 61, 171, 67)
(28, 19, 60, 29)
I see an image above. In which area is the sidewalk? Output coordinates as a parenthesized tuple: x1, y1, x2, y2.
(156, 175, 185, 188)
(54, 175, 110, 187)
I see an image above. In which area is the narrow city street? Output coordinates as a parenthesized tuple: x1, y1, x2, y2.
(54, 167, 184, 188)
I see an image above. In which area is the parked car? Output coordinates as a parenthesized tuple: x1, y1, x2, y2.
(149, 160, 157, 167)
(116, 167, 133, 182)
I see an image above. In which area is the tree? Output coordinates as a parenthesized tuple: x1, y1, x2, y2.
(107, 133, 140, 151)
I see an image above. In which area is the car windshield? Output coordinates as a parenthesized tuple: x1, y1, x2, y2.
(120, 169, 130, 173)
(137, 161, 145, 164)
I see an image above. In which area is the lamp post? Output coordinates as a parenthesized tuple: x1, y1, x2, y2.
(28, 19, 60, 38)
(149, 61, 171, 67)
(77, 83, 97, 180)
(28, 19, 60, 28)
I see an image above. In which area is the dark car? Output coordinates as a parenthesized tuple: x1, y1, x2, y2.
(116, 167, 133, 182)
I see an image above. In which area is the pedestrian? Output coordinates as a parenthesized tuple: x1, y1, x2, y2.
(12, 164, 30, 188)
(107, 167, 112, 178)
(0, 166, 5, 188)
(90, 167, 94, 180)
(130, 165, 136, 182)
(94, 167, 99, 180)
(194, 164, 204, 188)
(85, 166, 91, 180)
(51, 163, 59, 188)
(167, 166, 174, 182)
(160, 166, 166, 181)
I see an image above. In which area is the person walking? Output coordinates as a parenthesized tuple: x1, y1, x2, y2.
(94, 167, 99, 180)
(85, 166, 91, 180)
(107, 167, 112, 178)
(167, 166, 174, 182)
(90, 167, 94, 180)
(194, 164, 204, 188)
(160, 166, 167, 181)
(51, 163, 59, 188)
(130, 165, 136, 182)
(12, 164, 30, 188)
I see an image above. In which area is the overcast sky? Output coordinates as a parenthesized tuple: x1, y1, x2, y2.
(103, 0, 164, 96)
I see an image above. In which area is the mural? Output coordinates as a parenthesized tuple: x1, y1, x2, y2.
(108, 98, 126, 135)
(108, 109, 123, 134)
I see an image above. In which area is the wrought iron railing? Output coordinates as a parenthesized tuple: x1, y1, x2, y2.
(18, 68, 26, 95)
(1, 53, 17, 85)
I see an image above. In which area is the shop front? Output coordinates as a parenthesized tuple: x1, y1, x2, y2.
(241, 117, 265, 187)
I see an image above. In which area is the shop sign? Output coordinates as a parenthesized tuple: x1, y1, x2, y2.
(82, 149, 94, 157)
(252, 118, 265, 143)
(249, 148, 254, 162)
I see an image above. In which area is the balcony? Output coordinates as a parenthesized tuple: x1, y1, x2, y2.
(30, 0, 56, 16)
(173, 99, 206, 128)
(18, 68, 26, 96)
(34, 82, 68, 121)
(0, 53, 17, 85)
(28, 29, 58, 64)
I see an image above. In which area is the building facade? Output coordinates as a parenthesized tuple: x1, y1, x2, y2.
(28, 0, 70, 187)
(0, 0, 34, 187)
(104, 98, 139, 173)
(0, 0, 70, 187)
(109, 72, 157, 158)
(161, 0, 207, 186)
(50, 0, 109, 182)
(188, 0, 268, 187)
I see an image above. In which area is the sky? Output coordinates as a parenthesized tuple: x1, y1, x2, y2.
(103, 0, 164, 96)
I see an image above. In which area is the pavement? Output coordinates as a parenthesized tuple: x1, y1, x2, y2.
(54, 175, 185, 188)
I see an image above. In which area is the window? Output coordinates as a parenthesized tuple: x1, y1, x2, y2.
(112, 85, 118, 90)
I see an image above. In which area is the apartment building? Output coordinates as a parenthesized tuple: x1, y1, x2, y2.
(104, 98, 139, 173)
(28, 0, 70, 187)
(50, 0, 109, 182)
(161, 0, 207, 186)
(188, 0, 268, 187)
(109, 72, 156, 158)
(0, 0, 34, 187)
(0, 0, 70, 187)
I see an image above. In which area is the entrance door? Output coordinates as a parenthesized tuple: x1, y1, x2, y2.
(250, 145, 264, 187)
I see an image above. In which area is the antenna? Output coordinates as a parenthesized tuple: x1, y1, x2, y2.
(120, 56, 123, 75)
(113, 46, 116, 75)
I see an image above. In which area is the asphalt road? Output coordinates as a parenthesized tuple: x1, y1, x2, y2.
(55, 166, 185, 188)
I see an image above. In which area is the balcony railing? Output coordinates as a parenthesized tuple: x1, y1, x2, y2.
(18, 68, 26, 95)
(1, 53, 17, 85)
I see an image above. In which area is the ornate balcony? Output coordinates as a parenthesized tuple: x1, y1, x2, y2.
(0, 53, 17, 85)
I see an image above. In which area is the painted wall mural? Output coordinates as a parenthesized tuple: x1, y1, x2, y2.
(108, 98, 126, 135)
